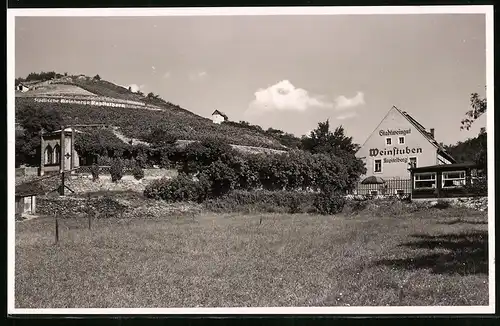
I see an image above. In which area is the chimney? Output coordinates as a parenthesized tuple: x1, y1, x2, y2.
(430, 128, 435, 138)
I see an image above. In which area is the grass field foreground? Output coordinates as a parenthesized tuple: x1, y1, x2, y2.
(15, 211, 488, 308)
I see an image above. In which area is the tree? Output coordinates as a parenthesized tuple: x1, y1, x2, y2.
(461, 92, 487, 131)
(93, 74, 101, 81)
(459, 92, 487, 172)
(16, 106, 63, 166)
(301, 119, 359, 156)
(301, 119, 366, 191)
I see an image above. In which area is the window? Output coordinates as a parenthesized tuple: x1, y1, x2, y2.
(385, 137, 392, 145)
(470, 169, 485, 185)
(374, 159, 382, 173)
(414, 172, 437, 189)
(398, 136, 405, 145)
(409, 157, 417, 168)
(442, 171, 466, 188)
(44, 145, 53, 164)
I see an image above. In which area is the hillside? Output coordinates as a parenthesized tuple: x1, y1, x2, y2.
(444, 131, 487, 164)
(15, 75, 286, 150)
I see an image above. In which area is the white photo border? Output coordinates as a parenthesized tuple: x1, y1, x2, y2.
(7, 5, 495, 315)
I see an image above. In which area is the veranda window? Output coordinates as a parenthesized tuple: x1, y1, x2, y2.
(414, 172, 436, 189)
(442, 171, 466, 188)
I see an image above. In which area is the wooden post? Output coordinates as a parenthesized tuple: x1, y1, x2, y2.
(60, 171, 65, 196)
(60, 126, 65, 173)
(55, 215, 59, 244)
(70, 127, 75, 171)
(40, 130, 45, 176)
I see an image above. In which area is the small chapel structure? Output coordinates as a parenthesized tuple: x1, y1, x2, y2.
(40, 127, 81, 176)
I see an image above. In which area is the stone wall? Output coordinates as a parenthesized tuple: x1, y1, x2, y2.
(65, 170, 178, 194)
(16, 167, 39, 178)
(75, 168, 177, 179)
(37, 196, 127, 218)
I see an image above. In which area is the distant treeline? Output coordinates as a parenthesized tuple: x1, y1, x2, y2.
(444, 129, 487, 164)
(15, 71, 65, 85)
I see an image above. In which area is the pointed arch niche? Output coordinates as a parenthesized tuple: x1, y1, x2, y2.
(44, 145, 53, 164)
(53, 144, 61, 164)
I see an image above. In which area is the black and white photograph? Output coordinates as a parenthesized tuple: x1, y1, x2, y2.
(7, 6, 494, 314)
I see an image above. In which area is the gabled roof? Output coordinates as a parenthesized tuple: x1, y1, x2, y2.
(357, 106, 456, 164)
(393, 106, 456, 164)
(42, 127, 85, 136)
(212, 110, 228, 120)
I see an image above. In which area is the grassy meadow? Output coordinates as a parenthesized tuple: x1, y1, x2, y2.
(15, 208, 488, 308)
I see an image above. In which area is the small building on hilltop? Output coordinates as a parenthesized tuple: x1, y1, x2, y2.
(212, 110, 228, 124)
(16, 83, 30, 92)
(355, 106, 456, 195)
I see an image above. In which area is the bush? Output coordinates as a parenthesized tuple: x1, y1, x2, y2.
(144, 174, 208, 203)
(313, 189, 346, 215)
(204, 190, 316, 214)
(90, 163, 100, 181)
(110, 158, 124, 182)
(132, 164, 144, 180)
(199, 160, 237, 197)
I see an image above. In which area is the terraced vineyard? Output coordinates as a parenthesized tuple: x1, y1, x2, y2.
(15, 97, 286, 150)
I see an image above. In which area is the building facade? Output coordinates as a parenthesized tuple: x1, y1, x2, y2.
(356, 106, 455, 182)
(40, 127, 81, 175)
(16, 83, 30, 92)
(212, 110, 228, 124)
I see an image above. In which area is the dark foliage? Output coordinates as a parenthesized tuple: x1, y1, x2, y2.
(444, 130, 487, 166)
(199, 160, 237, 197)
(313, 189, 346, 215)
(132, 164, 145, 180)
(204, 190, 317, 214)
(16, 71, 61, 84)
(110, 158, 124, 182)
(90, 163, 100, 181)
(143, 174, 209, 203)
(15, 105, 63, 167)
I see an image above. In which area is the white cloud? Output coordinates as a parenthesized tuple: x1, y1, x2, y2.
(246, 80, 333, 115)
(189, 71, 208, 81)
(128, 84, 146, 93)
(163, 71, 171, 79)
(335, 91, 365, 110)
(336, 112, 358, 120)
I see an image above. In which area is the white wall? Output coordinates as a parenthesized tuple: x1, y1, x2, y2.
(356, 107, 438, 180)
(212, 114, 225, 124)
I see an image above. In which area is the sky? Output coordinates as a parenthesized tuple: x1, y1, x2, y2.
(15, 14, 487, 145)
